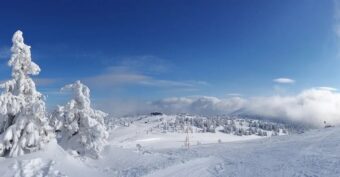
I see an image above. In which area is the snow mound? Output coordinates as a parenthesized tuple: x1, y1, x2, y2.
(12, 158, 66, 177)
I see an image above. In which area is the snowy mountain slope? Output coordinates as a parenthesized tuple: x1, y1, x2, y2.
(0, 140, 107, 177)
(0, 125, 339, 177)
(150, 127, 340, 177)
(144, 157, 219, 177)
(107, 113, 291, 149)
(107, 117, 263, 149)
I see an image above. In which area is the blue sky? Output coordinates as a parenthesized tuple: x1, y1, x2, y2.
(0, 0, 340, 114)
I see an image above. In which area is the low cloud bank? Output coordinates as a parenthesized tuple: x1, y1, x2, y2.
(150, 88, 340, 127)
(151, 96, 245, 116)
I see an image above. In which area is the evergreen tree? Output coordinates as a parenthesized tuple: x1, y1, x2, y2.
(0, 30, 52, 157)
(52, 81, 108, 158)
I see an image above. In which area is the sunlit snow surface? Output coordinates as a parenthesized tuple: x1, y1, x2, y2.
(0, 119, 339, 177)
(108, 116, 263, 149)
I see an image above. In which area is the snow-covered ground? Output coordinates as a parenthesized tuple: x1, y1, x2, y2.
(0, 123, 339, 177)
(108, 115, 264, 149)
(1, 30, 338, 177)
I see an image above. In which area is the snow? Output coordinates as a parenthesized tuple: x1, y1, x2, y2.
(0, 30, 339, 176)
(106, 114, 284, 150)
(12, 158, 66, 177)
(109, 122, 262, 149)
(0, 30, 52, 157)
(0, 124, 339, 177)
(144, 157, 219, 177)
(51, 81, 108, 159)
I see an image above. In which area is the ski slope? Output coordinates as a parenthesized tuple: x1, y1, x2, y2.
(0, 126, 339, 177)
(108, 118, 263, 149)
(148, 127, 340, 177)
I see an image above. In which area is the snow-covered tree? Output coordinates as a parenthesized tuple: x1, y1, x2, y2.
(51, 81, 108, 158)
(183, 123, 192, 149)
(0, 30, 53, 157)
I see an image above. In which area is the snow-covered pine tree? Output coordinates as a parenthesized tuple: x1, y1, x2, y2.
(51, 80, 108, 158)
(0, 30, 53, 157)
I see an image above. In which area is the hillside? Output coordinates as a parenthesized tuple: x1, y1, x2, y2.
(107, 114, 290, 149)
(0, 116, 338, 177)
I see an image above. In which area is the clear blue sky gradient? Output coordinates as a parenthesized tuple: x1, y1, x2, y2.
(0, 0, 339, 109)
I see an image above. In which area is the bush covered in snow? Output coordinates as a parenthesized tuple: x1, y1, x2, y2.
(146, 114, 289, 137)
(51, 81, 108, 158)
(0, 31, 53, 157)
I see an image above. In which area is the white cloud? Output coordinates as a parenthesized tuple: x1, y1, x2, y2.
(151, 96, 246, 116)
(273, 77, 295, 84)
(316, 87, 337, 92)
(82, 55, 208, 91)
(85, 72, 207, 90)
(102, 55, 172, 75)
(83, 66, 208, 90)
(245, 88, 340, 127)
(140, 80, 208, 88)
(150, 88, 340, 128)
(96, 98, 154, 117)
(84, 71, 150, 88)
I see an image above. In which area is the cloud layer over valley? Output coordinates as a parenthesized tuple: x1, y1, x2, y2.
(147, 88, 340, 128)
